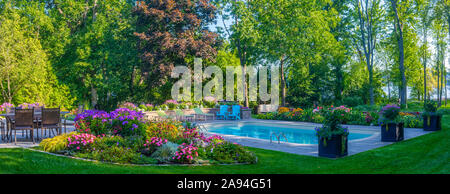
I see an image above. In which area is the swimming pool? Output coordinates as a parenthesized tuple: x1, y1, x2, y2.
(207, 123, 373, 144)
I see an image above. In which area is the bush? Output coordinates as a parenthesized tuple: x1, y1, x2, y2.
(173, 143, 199, 164)
(164, 100, 178, 110)
(49, 107, 257, 165)
(67, 133, 97, 152)
(91, 136, 126, 150)
(139, 104, 154, 111)
(76, 146, 153, 164)
(75, 108, 146, 137)
(380, 104, 401, 123)
(342, 96, 364, 107)
(401, 115, 422, 128)
(145, 120, 181, 142)
(206, 141, 257, 164)
(119, 102, 138, 110)
(151, 141, 179, 163)
(75, 110, 111, 135)
(278, 107, 290, 114)
(39, 132, 75, 153)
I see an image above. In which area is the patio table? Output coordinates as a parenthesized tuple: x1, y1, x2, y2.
(0, 111, 70, 142)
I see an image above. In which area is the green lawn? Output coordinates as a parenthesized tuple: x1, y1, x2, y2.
(1, 116, 449, 174)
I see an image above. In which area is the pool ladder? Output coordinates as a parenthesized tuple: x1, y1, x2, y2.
(197, 124, 208, 132)
(270, 132, 288, 144)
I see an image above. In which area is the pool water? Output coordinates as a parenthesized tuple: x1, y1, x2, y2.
(208, 124, 372, 144)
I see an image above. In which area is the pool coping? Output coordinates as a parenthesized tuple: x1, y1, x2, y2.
(200, 119, 433, 157)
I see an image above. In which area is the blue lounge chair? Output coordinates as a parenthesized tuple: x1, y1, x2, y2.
(227, 105, 241, 120)
(216, 105, 229, 120)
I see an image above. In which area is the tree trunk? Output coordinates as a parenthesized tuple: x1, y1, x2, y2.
(234, 4, 249, 107)
(391, 0, 407, 106)
(423, 28, 428, 102)
(91, 87, 98, 110)
(369, 68, 374, 105)
(280, 56, 286, 106)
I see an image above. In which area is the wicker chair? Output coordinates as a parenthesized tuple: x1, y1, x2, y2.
(40, 107, 61, 138)
(11, 108, 35, 145)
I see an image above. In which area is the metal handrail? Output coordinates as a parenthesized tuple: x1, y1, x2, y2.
(270, 132, 288, 144)
(197, 124, 208, 132)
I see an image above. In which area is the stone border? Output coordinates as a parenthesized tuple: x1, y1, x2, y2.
(23, 147, 257, 167)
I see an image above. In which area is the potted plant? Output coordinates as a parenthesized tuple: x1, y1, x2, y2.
(379, 104, 404, 142)
(315, 107, 349, 158)
(422, 101, 442, 131)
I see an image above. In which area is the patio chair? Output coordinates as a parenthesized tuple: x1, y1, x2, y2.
(0, 118, 5, 141)
(32, 106, 44, 138)
(4, 107, 14, 141)
(227, 105, 241, 120)
(40, 107, 61, 138)
(193, 108, 214, 121)
(11, 108, 36, 145)
(216, 105, 229, 120)
(175, 109, 194, 121)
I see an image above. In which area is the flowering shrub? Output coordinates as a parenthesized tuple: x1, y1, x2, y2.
(258, 105, 384, 126)
(278, 107, 290, 114)
(203, 96, 217, 108)
(67, 133, 97, 151)
(401, 115, 422, 128)
(74, 108, 145, 137)
(379, 104, 401, 124)
(39, 107, 256, 165)
(75, 110, 111, 135)
(109, 108, 145, 137)
(18, 102, 44, 109)
(286, 108, 303, 119)
(145, 120, 181, 141)
(173, 143, 199, 164)
(0, 102, 14, 113)
(313, 106, 323, 113)
(206, 141, 257, 164)
(144, 137, 168, 147)
(119, 102, 138, 110)
(139, 103, 154, 111)
(164, 100, 178, 110)
(205, 135, 224, 144)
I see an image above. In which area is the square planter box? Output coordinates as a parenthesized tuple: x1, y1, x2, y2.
(423, 115, 441, 131)
(381, 123, 404, 142)
(318, 134, 348, 158)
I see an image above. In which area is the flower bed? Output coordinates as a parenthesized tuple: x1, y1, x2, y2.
(256, 105, 423, 128)
(39, 108, 257, 165)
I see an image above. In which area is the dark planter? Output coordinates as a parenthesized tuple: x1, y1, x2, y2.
(423, 115, 441, 131)
(318, 134, 348, 158)
(381, 123, 404, 142)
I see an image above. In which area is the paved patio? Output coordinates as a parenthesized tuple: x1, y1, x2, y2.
(0, 119, 76, 148)
(201, 119, 433, 157)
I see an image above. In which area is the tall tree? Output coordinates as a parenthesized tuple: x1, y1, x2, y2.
(418, 0, 433, 101)
(0, 2, 74, 108)
(353, 0, 384, 105)
(389, 0, 407, 106)
(134, 0, 219, 103)
(214, 0, 260, 107)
